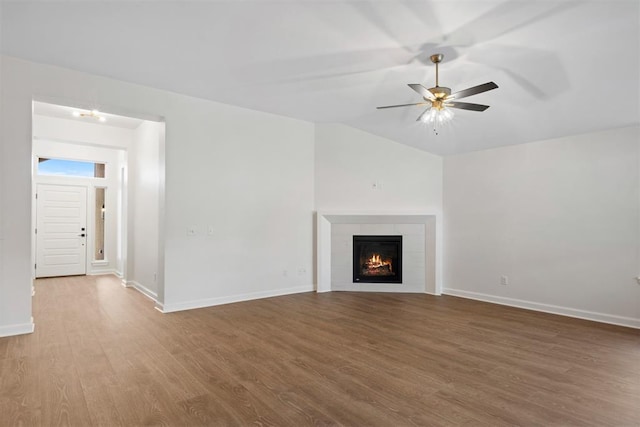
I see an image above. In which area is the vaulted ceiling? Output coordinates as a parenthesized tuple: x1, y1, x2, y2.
(1, 1, 638, 155)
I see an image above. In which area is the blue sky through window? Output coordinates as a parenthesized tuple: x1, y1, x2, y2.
(38, 158, 97, 177)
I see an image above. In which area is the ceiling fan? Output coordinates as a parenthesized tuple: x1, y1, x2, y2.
(377, 53, 498, 133)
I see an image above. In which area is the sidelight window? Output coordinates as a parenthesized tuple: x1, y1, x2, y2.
(94, 188, 106, 261)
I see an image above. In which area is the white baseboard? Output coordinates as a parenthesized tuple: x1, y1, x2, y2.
(88, 269, 119, 276)
(443, 288, 640, 329)
(159, 284, 314, 313)
(125, 280, 158, 302)
(0, 320, 35, 337)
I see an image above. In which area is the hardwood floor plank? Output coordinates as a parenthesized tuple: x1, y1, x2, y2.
(36, 352, 93, 427)
(78, 374, 126, 427)
(0, 357, 41, 426)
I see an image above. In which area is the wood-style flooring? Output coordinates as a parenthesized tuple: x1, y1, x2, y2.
(0, 275, 638, 426)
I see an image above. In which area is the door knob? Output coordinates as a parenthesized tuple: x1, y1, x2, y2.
(78, 233, 86, 237)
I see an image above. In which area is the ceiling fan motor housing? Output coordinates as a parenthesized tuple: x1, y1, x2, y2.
(428, 87, 451, 109)
(428, 86, 451, 98)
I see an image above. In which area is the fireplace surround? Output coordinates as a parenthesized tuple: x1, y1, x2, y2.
(316, 212, 441, 294)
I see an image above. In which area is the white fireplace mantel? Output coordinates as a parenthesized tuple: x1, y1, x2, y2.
(316, 211, 442, 295)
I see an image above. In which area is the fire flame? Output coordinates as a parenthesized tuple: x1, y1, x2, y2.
(366, 254, 392, 273)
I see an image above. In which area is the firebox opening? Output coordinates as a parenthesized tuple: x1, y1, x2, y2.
(353, 235, 402, 284)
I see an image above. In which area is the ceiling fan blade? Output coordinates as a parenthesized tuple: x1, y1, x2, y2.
(446, 101, 490, 112)
(447, 82, 498, 101)
(377, 102, 429, 110)
(408, 84, 435, 100)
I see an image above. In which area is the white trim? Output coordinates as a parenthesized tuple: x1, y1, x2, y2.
(125, 280, 158, 302)
(0, 321, 35, 337)
(87, 269, 119, 276)
(443, 288, 640, 329)
(158, 285, 314, 313)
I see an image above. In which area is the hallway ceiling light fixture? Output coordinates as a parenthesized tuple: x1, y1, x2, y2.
(72, 109, 106, 122)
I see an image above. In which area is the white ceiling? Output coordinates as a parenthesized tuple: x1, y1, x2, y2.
(2, 1, 638, 155)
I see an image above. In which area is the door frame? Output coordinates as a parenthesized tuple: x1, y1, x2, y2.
(30, 149, 120, 281)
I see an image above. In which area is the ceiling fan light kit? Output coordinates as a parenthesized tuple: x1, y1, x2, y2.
(378, 53, 498, 135)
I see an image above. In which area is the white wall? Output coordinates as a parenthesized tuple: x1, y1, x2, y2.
(315, 123, 442, 211)
(127, 121, 162, 299)
(1, 56, 34, 336)
(0, 55, 315, 334)
(444, 126, 640, 327)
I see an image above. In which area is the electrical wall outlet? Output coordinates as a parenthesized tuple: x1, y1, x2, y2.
(500, 275, 509, 286)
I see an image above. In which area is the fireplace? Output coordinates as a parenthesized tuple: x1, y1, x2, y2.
(353, 235, 402, 283)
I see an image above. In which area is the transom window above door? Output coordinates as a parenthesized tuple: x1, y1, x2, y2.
(37, 158, 105, 178)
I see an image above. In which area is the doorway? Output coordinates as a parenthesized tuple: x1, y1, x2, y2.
(31, 100, 166, 308)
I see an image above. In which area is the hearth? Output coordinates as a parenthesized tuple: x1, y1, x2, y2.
(353, 235, 402, 283)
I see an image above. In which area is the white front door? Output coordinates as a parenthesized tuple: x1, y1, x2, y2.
(36, 184, 87, 278)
